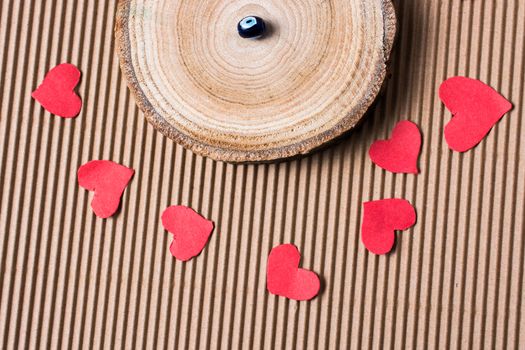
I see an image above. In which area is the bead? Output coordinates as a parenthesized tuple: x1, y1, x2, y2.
(237, 16, 266, 39)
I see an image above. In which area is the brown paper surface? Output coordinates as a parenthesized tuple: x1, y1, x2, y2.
(1, 1, 524, 349)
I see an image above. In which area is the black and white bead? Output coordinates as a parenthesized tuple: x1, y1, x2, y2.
(237, 16, 266, 39)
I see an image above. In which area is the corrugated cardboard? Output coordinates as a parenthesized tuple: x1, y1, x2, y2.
(1, 0, 524, 348)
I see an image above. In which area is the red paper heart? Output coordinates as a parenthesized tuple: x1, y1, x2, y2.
(369, 120, 421, 174)
(77, 160, 134, 218)
(266, 244, 320, 301)
(32, 63, 82, 118)
(439, 77, 512, 152)
(361, 199, 416, 255)
(161, 205, 214, 261)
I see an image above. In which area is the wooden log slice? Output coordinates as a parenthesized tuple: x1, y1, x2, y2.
(116, 0, 396, 162)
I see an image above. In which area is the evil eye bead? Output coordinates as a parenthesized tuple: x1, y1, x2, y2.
(237, 16, 266, 39)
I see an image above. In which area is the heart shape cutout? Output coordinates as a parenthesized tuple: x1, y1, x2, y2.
(267, 244, 320, 301)
(361, 199, 416, 255)
(439, 77, 512, 152)
(369, 120, 421, 174)
(32, 63, 82, 118)
(161, 205, 214, 261)
(77, 160, 134, 218)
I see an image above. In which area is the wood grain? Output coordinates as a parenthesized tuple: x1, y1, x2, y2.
(116, 0, 397, 162)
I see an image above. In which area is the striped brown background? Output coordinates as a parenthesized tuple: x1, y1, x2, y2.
(1, 0, 524, 349)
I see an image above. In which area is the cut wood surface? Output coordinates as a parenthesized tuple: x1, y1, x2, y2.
(116, 0, 396, 162)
